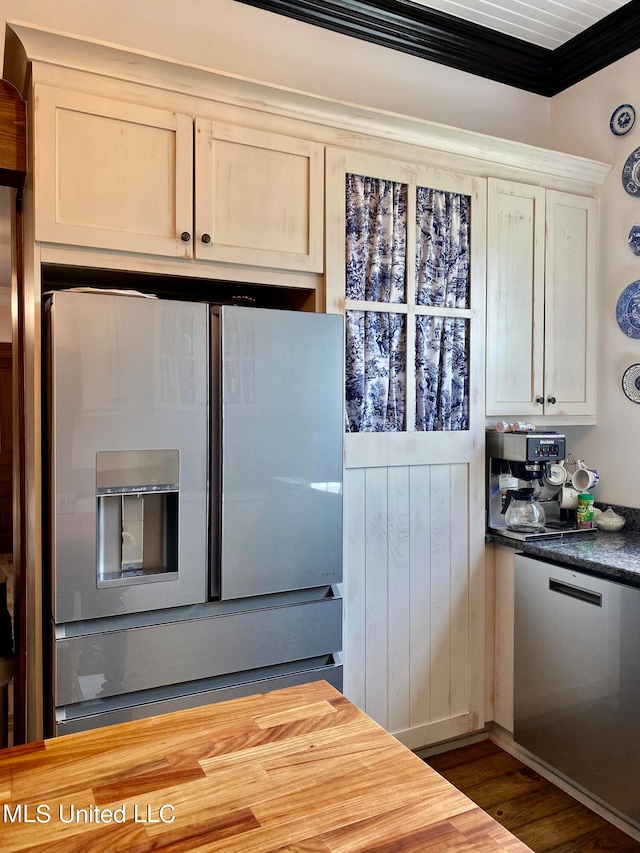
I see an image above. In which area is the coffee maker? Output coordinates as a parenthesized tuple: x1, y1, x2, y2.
(486, 431, 584, 540)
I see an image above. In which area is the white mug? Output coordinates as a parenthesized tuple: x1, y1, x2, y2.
(538, 481, 561, 501)
(572, 460, 599, 492)
(545, 462, 568, 487)
(559, 484, 580, 510)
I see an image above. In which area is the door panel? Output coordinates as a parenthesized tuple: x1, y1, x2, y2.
(544, 191, 597, 416)
(216, 306, 343, 599)
(49, 293, 208, 622)
(327, 149, 486, 747)
(486, 179, 545, 416)
(35, 85, 193, 257)
(195, 121, 324, 271)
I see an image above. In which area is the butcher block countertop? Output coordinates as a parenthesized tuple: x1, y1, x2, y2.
(0, 681, 531, 852)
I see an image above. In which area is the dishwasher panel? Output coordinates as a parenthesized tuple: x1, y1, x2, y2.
(514, 554, 640, 827)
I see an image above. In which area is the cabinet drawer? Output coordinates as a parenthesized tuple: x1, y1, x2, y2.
(55, 595, 342, 705)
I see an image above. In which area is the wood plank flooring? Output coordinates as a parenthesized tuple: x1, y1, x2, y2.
(424, 740, 640, 853)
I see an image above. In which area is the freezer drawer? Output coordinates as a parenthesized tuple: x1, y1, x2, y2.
(55, 594, 342, 706)
(55, 661, 343, 735)
(515, 555, 640, 827)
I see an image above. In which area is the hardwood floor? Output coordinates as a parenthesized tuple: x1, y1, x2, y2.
(424, 740, 640, 852)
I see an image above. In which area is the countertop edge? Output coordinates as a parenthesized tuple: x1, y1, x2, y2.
(487, 529, 640, 588)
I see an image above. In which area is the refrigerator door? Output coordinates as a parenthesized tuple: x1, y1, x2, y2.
(213, 306, 343, 599)
(48, 291, 208, 622)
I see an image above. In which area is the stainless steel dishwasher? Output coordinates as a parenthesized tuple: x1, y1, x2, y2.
(514, 554, 640, 827)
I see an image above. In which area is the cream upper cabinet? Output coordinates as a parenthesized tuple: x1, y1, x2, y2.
(544, 190, 597, 419)
(34, 85, 194, 258)
(486, 179, 597, 421)
(34, 86, 324, 272)
(194, 121, 323, 272)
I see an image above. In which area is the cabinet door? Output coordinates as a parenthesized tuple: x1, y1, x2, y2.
(35, 85, 194, 257)
(194, 121, 323, 271)
(544, 191, 597, 417)
(486, 179, 545, 417)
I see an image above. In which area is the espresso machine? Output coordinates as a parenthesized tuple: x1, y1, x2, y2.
(486, 431, 584, 540)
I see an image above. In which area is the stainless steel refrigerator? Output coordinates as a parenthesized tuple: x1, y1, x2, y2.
(46, 290, 343, 735)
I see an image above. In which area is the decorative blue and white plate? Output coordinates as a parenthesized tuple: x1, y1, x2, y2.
(611, 104, 636, 136)
(616, 281, 640, 337)
(622, 364, 640, 403)
(622, 147, 640, 196)
(629, 223, 640, 255)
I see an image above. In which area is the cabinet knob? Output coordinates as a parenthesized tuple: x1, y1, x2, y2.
(180, 231, 191, 242)
(547, 396, 557, 405)
(201, 233, 212, 244)
(535, 395, 544, 405)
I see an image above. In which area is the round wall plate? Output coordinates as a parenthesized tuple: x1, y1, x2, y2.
(622, 363, 640, 403)
(616, 281, 640, 338)
(629, 223, 640, 256)
(622, 146, 640, 196)
(611, 104, 636, 136)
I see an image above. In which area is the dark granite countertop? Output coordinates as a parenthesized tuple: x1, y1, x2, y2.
(488, 528, 640, 588)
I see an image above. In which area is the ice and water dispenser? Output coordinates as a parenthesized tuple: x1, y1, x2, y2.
(96, 449, 180, 586)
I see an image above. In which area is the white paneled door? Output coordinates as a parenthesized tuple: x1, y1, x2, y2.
(326, 149, 487, 749)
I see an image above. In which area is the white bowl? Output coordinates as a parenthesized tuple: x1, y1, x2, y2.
(595, 507, 626, 532)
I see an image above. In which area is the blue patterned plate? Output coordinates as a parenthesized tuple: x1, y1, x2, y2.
(616, 281, 640, 337)
(611, 104, 636, 136)
(622, 364, 640, 403)
(622, 147, 640, 196)
(629, 224, 640, 256)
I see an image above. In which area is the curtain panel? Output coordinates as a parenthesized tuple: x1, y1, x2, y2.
(345, 174, 470, 433)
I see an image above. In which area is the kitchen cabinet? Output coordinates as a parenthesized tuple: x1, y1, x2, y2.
(35, 86, 194, 258)
(486, 178, 597, 421)
(34, 85, 324, 272)
(194, 121, 323, 271)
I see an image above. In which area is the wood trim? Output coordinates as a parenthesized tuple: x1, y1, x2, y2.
(235, 0, 640, 97)
(0, 80, 26, 190)
(13, 194, 26, 745)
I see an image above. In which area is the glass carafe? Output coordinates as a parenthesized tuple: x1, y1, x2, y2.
(503, 488, 546, 533)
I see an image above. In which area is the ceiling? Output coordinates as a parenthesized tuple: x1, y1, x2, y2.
(235, 0, 640, 95)
(412, 0, 632, 50)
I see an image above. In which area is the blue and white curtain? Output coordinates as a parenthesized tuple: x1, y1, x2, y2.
(345, 174, 470, 433)
(345, 174, 407, 432)
(415, 187, 470, 431)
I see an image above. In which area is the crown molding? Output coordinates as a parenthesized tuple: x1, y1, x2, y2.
(4, 19, 610, 187)
(234, 0, 640, 97)
(551, 0, 640, 95)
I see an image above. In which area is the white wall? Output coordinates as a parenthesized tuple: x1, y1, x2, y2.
(0, 0, 550, 146)
(551, 53, 640, 508)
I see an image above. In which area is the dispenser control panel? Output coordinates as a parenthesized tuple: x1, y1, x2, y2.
(531, 440, 563, 459)
(486, 431, 566, 463)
